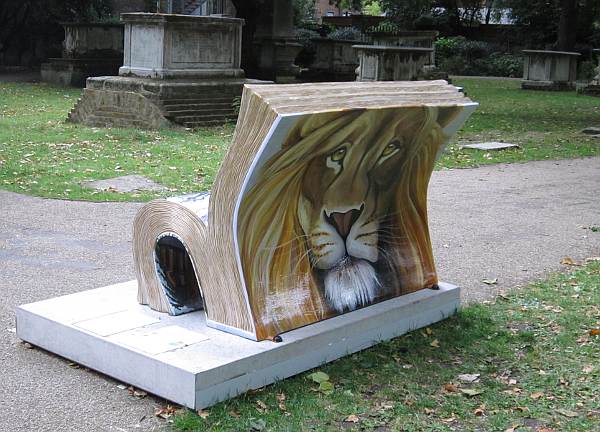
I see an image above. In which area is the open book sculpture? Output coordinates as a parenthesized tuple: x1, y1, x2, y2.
(133, 81, 477, 341)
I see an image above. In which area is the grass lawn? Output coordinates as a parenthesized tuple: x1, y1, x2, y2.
(1, 78, 598, 431)
(1, 78, 599, 200)
(171, 259, 600, 432)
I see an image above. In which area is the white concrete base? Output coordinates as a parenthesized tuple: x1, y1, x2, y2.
(16, 281, 460, 409)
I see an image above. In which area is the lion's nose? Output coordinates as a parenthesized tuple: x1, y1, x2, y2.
(325, 205, 364, 240)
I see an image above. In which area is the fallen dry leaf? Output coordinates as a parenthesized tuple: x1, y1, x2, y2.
(229, 409, 241, 418)
(426, 327, 434, 335)
(197, 409, 210, 419)
(538, 429, 556, 432)
(129, 387, 147, 399)
(375, 402, 394, 411)
(561, 258, 574, 265)
(155, 406, 181, 419)
(555, 408, 578, 417)
(430, 339, 440, 347)
(344, 414, 360, 423)
(424, 408, 436, 414)
(257, 400, 268, 409)
(588, 329, 600, 336)
(445, 384, 458, 392)
(530, 392, 546, 399)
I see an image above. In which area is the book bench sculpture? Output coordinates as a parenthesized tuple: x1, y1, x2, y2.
(133, 80, 478, 341)
(17, 80, 477, 409)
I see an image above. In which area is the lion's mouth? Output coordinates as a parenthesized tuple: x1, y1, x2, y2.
(320, 256, 379, 312)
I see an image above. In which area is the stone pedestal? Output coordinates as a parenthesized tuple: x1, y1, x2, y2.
(41, 23, 124, 87)
(119, 13, 244, 79)
(522, 49, 580, 91)
(353, 45, 433, 82)
(253, 0, 302, 80)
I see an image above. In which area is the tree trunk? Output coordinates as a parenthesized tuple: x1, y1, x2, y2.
(556, 0, 579, 51)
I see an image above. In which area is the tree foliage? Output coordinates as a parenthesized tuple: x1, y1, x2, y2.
(376, 0, 599, 50)
(376, 0, 487, 32)
(0, 0, 32, 53)
(494, 0, 599, 50)
(1, 0, 114, 58)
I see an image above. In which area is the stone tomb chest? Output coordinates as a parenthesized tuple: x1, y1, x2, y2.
(119, 13, 244, 79)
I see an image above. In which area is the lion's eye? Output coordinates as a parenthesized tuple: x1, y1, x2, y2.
(330, 147, 347, 163)
(381, 140, 401, 158)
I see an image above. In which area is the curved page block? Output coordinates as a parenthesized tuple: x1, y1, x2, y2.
(134, 81, 477, 341)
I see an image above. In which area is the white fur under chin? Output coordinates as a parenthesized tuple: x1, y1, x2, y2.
(323, 260, 378, 312)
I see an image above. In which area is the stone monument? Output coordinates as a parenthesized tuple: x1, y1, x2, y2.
(353, 45, 433, 81)
(522, 49, 580, 91)
(67, 13, 265, 129)
(41, 23, 124, 88)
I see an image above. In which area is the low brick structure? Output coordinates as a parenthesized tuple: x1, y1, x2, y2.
(67, 76, 259, 129)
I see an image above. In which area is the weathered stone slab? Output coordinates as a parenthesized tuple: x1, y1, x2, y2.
(581, 127, 600, 135)
(460, 142, 519, 150)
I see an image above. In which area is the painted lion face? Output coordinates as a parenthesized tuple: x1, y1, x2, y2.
(239, 106, 451, 339)
(296, 109, 421, 312)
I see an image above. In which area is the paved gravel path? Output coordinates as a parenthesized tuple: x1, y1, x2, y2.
(1, 157, 599, 431)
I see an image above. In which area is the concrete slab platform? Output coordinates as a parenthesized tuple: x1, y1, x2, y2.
(16, 281, 459, 409)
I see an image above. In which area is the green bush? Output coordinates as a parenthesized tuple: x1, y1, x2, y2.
(294, 28, 321, 67)
(326, 27, 363, 41)
(578, 59, 598, 81)
(435, 36, 523, 77)
(434, 36, 461, 59)
(487, 53, 524, 78)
